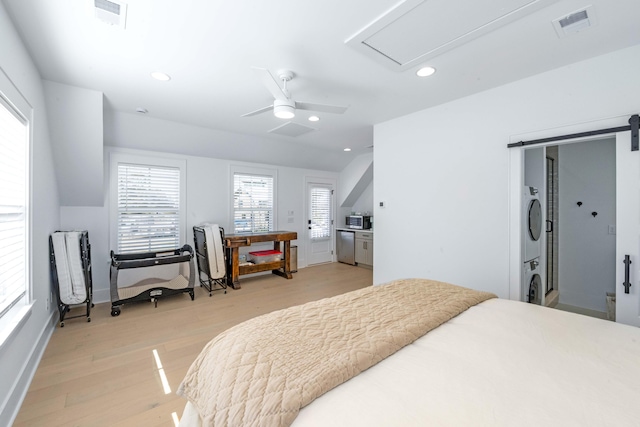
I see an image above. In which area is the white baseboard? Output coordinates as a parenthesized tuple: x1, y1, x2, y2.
(92, 288, 110, 304)
(1, 311, 56, 427)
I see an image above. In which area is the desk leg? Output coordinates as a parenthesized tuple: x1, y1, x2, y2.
(229, 247, 241, 289)
(283, 240, 292, 278)
(272, 240, 293, 279)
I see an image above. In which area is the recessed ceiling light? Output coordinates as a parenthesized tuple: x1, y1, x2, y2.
(308, 115, 320, 122)
(416, 66, 436, 77)
(344, 148, 352, 152)
(151, 72, 171, 81)
(136, 107, 148, 114)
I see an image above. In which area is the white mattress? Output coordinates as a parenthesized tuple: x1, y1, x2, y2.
(202, 224, 225, 279)
(51, 231, 87, 305)
(179, 298, 640, 426)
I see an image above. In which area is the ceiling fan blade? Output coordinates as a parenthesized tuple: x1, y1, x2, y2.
(241, 105, 273, 117)
(296, 101, 348, 114)
(252, 67, 288, 100)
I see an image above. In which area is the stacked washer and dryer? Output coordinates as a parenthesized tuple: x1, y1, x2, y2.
(523, 186, 543, 304)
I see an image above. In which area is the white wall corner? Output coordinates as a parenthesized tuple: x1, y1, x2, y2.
(43, 80, 104, 207)
(338, 153, 373, 208)
(0, 311, 56, 427)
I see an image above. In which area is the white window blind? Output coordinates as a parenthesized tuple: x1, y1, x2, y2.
(233, 173, 274, 233)
(0, 96, 28, 318)
(310, 187, 331, 239)
(117, 163, 181, 253)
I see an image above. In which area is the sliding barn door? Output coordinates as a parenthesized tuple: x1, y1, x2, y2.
(616, 131, 640, 327)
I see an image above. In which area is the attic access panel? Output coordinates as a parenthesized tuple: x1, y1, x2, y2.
(346, 0, 558, 71)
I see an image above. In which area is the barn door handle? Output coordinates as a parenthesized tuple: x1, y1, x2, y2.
(623, 255, 632, 294)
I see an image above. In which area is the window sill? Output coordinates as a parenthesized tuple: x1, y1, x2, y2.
(0, 302, 33, 353)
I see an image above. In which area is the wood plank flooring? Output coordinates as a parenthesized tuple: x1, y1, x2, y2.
(14, 263, 372, 426)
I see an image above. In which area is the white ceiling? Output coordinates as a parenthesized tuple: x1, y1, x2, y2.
(3, 0, 640, 170)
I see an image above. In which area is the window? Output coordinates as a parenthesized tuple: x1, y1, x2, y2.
(110, 153, 185, 254)
(0, 95, 29, 319)
(310, 186, 331, 239)
(232, 170, 275, 234)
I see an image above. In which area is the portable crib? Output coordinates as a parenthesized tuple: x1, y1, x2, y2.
(193, 224, 227, 296)
(109, 245, 196, 317)
(49, 231, 93, 327)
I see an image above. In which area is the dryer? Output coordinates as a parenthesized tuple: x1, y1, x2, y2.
(523, 258, 542, 305)
(523, 186, 542, 262)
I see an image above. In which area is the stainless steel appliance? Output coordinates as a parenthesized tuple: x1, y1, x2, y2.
(346, 215, 372, 230)
(337, 230, 355, 265)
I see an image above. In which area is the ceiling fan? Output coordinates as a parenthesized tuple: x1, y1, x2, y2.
(242, 67, 348, 119)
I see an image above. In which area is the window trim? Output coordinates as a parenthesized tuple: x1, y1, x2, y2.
(230, 165, 277, 234)
(0, 66, 33, 337)
(109, 151, 187, 254)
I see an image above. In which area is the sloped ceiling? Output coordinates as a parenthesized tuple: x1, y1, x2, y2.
(4, 0, 640, 171)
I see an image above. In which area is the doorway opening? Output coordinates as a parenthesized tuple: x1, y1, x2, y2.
(522, 138, 616, 320)
(306, 178, 336, 266)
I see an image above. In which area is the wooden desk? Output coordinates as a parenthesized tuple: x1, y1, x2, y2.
(224, 230, 297, 289)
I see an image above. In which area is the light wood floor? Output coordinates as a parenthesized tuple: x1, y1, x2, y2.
(14, 263, 372, 426)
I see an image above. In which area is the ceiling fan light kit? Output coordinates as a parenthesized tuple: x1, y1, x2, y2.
(243, 67, 348, 126)
(274, 99, 296, 119)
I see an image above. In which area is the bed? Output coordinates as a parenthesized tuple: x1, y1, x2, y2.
(177, 278, 640, 426)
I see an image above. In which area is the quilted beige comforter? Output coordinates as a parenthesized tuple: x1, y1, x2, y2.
(177, 278, 496, 427)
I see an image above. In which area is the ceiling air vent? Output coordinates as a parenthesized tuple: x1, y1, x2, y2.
(94, 0, 127, 28)
(552, 6, 596, 38)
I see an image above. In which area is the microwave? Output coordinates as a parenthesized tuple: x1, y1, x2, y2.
(346, 215, 372, 230)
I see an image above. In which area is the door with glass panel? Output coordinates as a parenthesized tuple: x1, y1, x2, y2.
(306, 182, 334, 265)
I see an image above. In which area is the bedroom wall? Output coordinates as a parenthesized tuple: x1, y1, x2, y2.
(60, 147, 340, 303)
(558, 138, 616, 312)
(373, 44, 640, 298)
(43, 80, 104, 207)
(0, 3, 60, 425)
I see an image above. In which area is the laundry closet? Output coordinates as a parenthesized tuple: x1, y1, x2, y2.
(523, 138, 616, 318)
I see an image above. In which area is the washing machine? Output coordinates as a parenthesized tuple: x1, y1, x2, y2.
(523, 258, 542, 305)
(523, 186, 542, 263)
